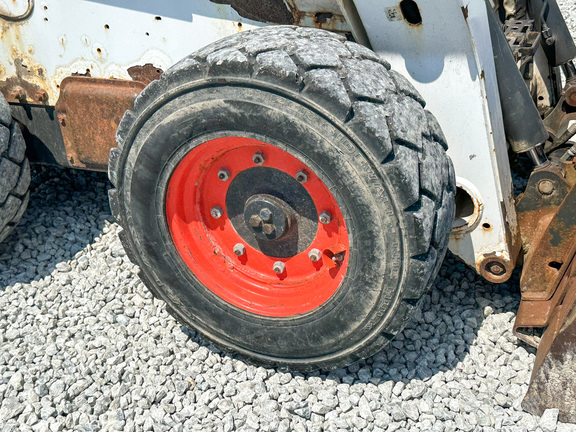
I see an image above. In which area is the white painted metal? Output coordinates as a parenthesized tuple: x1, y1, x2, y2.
(0, 0, 263, 103)
(0, 0, 518, 273)
(353, 0, 518, 272)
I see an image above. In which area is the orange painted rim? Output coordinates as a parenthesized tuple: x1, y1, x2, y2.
(165, 137, 349, 317)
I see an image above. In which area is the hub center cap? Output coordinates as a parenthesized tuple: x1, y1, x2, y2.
(226, 166, 318, 258)
(244, 194, 292, 241)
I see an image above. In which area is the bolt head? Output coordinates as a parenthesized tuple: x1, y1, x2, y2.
(210, 206, 223, 219)
(487, 261, 506, 276)
(253, 152, 265, 165)
(565, 86, 576, 107)
(259, 208, 272, 222)
(262, 223, 276, 236)
(34, 89, 48, 103)
(538, 179, 555, 196)
(273, 261, 285, 274)
(296, 171, 308, 183)
(249, 215, 262, 228)
(308, 248, 322, 262)
(10, 86, 26, 101)
(233, 243, 246, 256)
(217, 168, 230, 181)
(319, 211, 332, 225)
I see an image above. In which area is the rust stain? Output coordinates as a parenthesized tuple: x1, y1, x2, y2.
(128, 63, 163, 85)
(54, 77, 146, 170)
(461, 5, 469, 21)
(211, 0, 294, 24)
(212, 0, 348, 31)
(0, 21, 53, 104)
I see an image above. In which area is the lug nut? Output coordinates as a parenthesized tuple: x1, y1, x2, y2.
(249, 215, 262, 227)
(253, 151, 265, 165)
(308, 249, 322, 262)
(273, 261, 285, 274)
(217, 168, 230, 181)
(233, 243, 246, 256)
(319, 211, 332, 225)
(259, 208, 272, 222)
(210, 206, 223, 219)
(296, 171, 308, 183)
(262, 224, 276, 235)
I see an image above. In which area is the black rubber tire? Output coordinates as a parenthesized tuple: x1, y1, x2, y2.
(0, 95, 30, 244)
(108, 26, 455, 370)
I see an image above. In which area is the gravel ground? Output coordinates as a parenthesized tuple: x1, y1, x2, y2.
(558, 0, 576, 41)
(2, 5, 576, 432)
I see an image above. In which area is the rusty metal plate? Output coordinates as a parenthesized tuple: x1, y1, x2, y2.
(210, 0, 350, 31)
(523, 259, 576, 423)
(517, 162, 576, 301)
(54, 77, 145, 171)
(513, 162, 576, 344)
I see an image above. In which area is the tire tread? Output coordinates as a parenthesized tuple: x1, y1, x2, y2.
(0, 118, 30, 244)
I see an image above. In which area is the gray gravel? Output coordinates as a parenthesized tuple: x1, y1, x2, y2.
(559, 0, 576, 41)
(3, 5, 576, 431)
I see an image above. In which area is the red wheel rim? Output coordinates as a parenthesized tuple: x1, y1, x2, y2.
(166, 137, 349, 317)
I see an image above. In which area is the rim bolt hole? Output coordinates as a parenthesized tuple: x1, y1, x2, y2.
(308, 248, 322, 262)
(217, 168, 230, 181)
(319, 211, 332, 225)
(296, 171, 308, 183)
(210, 206, 223, 219)
(253, 151, 265, 165)
(233, 243, 246, 256)
(273, 261, 285, 274)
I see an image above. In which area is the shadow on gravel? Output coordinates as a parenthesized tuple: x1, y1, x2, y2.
(0, 165, 112, 290)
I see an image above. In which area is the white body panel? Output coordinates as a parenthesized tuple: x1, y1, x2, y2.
(354, 0, 518, 271)
(0, 0, 517, 272)
(0, 0, 263, 104)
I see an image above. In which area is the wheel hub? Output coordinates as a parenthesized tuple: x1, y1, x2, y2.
(244, 194, 293, 241)
(226, 166, 318, 258)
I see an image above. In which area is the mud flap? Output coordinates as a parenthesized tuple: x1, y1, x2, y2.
(522, 259, 576, 423)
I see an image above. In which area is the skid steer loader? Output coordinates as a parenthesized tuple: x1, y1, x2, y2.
(0, 0, 575, 421)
